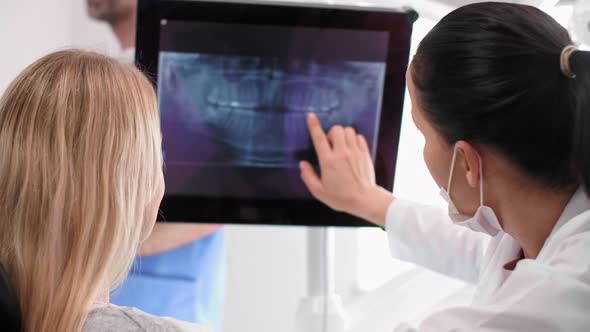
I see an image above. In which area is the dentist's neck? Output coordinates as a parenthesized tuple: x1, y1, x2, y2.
(490, 171, 574, 259)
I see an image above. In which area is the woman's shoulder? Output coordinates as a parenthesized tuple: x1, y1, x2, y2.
(83, 303, 213, 332)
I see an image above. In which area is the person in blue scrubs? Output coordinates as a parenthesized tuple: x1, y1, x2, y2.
(113, 229, 225, 329)
(87, 1, 225, 330)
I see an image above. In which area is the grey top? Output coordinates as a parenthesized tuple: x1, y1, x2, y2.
(83, 303, 213, 332)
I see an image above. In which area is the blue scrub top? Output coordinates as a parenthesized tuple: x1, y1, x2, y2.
(111, 229, 225, 331)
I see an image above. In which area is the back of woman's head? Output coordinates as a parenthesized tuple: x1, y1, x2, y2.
(412, 2, 590, 191)
(0, 50, 162, 331)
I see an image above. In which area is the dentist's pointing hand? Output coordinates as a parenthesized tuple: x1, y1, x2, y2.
(299, 113, 394, 227)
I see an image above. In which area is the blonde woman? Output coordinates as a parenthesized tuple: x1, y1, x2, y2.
(0, 50, 210, 332)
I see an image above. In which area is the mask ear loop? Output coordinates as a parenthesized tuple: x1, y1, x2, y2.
(447, 145, 458, 197)
(478, 153, 484, 206)
(448, 145, 485, 206)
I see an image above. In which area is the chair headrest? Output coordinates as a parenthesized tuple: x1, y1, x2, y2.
(0, 265, 22, 331)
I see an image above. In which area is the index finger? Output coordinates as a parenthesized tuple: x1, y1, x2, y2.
(307, 113, 332, 164)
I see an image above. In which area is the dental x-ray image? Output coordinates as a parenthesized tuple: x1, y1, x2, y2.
(158, 52, 385, 170)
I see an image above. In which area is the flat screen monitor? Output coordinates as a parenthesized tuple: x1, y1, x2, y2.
(136, 0, 416, 226)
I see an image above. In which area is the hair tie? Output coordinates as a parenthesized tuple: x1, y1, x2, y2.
(560, 45, 578, 79)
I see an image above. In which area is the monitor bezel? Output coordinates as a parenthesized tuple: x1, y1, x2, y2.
(136, 0, 416, 227)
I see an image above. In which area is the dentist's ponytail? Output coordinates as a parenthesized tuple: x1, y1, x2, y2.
(570, 50, 590, 193)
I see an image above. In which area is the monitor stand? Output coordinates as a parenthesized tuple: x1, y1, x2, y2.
(296, 227, 349, 332)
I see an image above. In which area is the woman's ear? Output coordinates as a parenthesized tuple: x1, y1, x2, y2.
(455, 140, 480, 189)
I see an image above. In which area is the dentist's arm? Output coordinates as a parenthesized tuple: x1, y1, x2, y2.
(300, 113, 489, 283)
(299, 113, 394, 227)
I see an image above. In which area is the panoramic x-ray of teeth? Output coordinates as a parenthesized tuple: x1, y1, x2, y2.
(158, 52, 385, 168)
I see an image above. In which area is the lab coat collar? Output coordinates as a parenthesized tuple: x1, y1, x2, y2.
(538, 187, 590, 260)
(500, 187, 590, 269)
(553, 187, 590, 230)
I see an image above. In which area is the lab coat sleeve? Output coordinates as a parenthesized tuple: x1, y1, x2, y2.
(391, 256, 590, 332)
(386, 198, 491, 283)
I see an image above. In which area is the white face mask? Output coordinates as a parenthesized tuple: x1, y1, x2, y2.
(439, 146, 503, 236)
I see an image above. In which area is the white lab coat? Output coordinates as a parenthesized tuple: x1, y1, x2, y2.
(387, 187, 590, 332)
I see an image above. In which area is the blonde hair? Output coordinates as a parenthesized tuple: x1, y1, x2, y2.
(0, 50, 162, 331)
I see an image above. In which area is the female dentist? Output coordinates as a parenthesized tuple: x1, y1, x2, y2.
(300, 3, 590, 331)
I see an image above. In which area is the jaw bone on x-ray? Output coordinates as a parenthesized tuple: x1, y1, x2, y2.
(158, 52, 385, 168)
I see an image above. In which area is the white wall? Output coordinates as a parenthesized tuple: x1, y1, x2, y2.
(224, 225, 307, 332)
(70, 0, 120, 55)
(223, 225, 359, 332)
(0, 1, 73, 93)
(0, 0, 118, 94)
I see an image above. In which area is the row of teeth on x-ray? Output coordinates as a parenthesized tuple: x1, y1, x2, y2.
(181, 57, 333, 73)
(206, 76, 341, 113)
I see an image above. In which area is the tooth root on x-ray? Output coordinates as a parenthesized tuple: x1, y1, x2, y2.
(230, 82, 241, 107)
(207, 87, 218, 105)
(237, 80, 255, 109)
(249, 79, 263, 109)
(208, 78, 264, 109)
(282, 82, 339, 113)
(312, 88, 328, 112)
(327, 90, 340, 111)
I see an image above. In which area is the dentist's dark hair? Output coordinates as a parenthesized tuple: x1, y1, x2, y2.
(411, 2, 590, 192)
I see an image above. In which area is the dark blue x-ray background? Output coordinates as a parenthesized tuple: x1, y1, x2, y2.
(158, 52, 385, 198)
